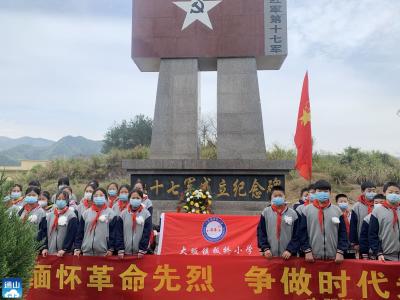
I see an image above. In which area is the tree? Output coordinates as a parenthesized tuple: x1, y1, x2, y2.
(102, 115, 153, 153)
(0, 171, 39, 296)
(199, 114, 217, 147)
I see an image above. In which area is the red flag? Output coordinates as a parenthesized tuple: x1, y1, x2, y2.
(294, 72, 312, 180)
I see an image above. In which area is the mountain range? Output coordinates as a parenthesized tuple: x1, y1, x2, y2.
(0, 136, 103, 166)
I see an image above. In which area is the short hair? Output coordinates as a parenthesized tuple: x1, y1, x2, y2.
(91, 188, 108, 200)
(107, 182, 119, 190)
(25, 186, 41, 196)
(88, 180, 99, 189)
(57, 177, 70, 187)
(11, 184, 23, 192)
(28, 180, 41, 189)
(361, 181, 376, 191)
(383, 182, 400, 193)
(335, 193, 348, 202)
(373, 193, 386, 200)
(84, 183, 97, 192)
(55, 190, 70, 204)
(62, 186, 73, 193)
(308, 183, 316, 191)
(271, 185, 285, 194)
(118, 184, 131, 193)
(129, 189, 144, 199)
(300, 187, 309, 196)
(314, 180, 331, 191)
(40, 191, 51, 201)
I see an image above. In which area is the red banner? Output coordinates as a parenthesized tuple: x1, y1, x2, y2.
(158, 212, 259, 256)
(27, 255, 400, 300)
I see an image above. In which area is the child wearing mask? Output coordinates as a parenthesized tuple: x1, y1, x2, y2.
(369, 182, 400, 261)
(300, 180, 348, 263)
(119, 189, 152, 258)
(107, 182, 119, 208)
(76, 183, 96, 219)
(335, 194, 355, 259)
(359, 194, 386, 260)
(112, 184, 131, 216)
(41, 191, 78, 257)
(350, 181, 377, 249)
(257, 186, 300, 259)
(74, 188, 123, 256)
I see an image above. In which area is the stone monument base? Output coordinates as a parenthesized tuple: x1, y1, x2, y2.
(123, 159, 294, 224)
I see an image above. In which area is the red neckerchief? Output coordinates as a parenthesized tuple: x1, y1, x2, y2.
(118, 200, 128, 212)
(304, 198, 311, 206)
(342, 210, 350, 237)
(382, 201, 399, 229)
(12, 197, 24, 205)
(90, 204, 107, 232)
(128, 205, 143, 231)
(51, 207, 69, 234)
(312, 200, 331, 233)
(271, 205, 287, 240)
(83, 199, 92, 209)
(108, 195, 117, 208)
(22, 203, 39, 223)
(358, 194, 374, 214)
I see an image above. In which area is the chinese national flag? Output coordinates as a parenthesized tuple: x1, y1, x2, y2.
(294, 72, 312, 180)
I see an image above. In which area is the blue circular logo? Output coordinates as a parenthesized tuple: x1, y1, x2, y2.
(201, 217, 227, 243)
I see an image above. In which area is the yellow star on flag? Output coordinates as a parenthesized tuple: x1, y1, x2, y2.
(299, 109, 311, 126)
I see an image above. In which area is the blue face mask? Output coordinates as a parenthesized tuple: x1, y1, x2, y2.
(271, 197, 285, 206)
(119, 193, 129, 201)
(93, 196, 106, 206)
(386, 193, 400, 204)
(130, 198, 142, 208)
(108, 190, 117, 197)
(338, 203, 348, 211)
(56, 199, 67, 210)
(315, 191, 330, 202)
(365, 192, 377, 200)
(25, 196, 38, 204)
(11, 192, 21, 199)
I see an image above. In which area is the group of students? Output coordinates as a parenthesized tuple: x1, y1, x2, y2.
(257, 180, 400, 262)
(3, 177, 154, 258)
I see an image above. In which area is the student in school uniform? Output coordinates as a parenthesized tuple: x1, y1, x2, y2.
(350, 181, 377, 249)
(257, 186, 300, 259)
(51, 177, 78, 203)
(39, 191, 52, 212)
(74, 188, 124, 257)
(112, 184, 131, 216)
(41, 191, 78, 257)
(299, 180, 348, 263)
(134, 181, 153, 216)
(369, 182, 400, 262)
(61, 186, 78, 210)
(76, 183, 96, 219)
(4, 184, 24, 211)
(119, 189, 152, 258)
(335, 194, 355, 259)
(359, 194, 386, 260)
(18, 186, 47, 242)
(107, 182, 119, 208)
(293, 187, 310, 211)
(295, 184, 316, 218)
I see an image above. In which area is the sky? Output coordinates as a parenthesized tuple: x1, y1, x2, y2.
(0, 0, 399, 155)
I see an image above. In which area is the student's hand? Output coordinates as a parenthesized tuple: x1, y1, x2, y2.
(282, 251, 292, 260)
(138, 251, 145, 259)
(42, 249, 48, 258)
(377, 255, 385, 262)
(305, 252, 314, 263)
(57, 250, 66, 257)
(263, 250, 272, 259)
(335, 252, 344, 264)
(74, 250, 81, 257)
(118, 252, 124, 259)
(105, 250, 113, 257)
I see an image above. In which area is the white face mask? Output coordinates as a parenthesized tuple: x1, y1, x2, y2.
(84, 192, 93, 200)
(38, 200, 47, 208)
(374, 203, 382, 209)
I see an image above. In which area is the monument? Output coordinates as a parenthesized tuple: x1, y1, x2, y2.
(123, 0, 294, 222)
